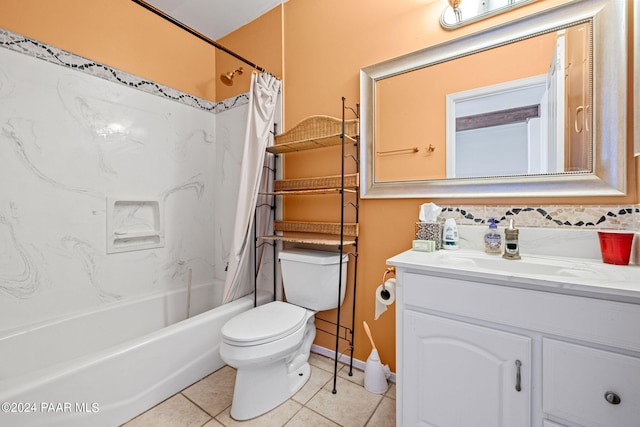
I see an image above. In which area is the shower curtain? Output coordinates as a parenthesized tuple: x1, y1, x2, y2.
(223, 72, 282, 303)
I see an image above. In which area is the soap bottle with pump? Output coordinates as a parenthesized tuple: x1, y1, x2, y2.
(484, 217, 502, 254)
(502, 219, 521, 260)
(442, 218, 459, 250)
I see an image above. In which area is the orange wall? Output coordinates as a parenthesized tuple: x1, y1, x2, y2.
(216, 6, 283, 101)
(0, 0, 218, 101)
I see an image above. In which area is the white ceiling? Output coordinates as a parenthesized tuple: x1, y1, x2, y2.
(143, 0, 286, 40)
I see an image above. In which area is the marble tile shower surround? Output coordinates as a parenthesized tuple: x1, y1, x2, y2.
(0, 28, 250, 332)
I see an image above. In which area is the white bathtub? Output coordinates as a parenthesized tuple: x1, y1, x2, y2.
(0, 282, 268, 427)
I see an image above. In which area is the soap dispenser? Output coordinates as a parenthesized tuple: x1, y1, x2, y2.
(502, 219, 521, 260)
(484, 218, 502, 254)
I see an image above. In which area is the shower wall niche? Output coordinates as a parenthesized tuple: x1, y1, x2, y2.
(107, 198, 164, 253)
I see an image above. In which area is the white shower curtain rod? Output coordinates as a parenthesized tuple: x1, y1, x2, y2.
(131, 0, 273, 75)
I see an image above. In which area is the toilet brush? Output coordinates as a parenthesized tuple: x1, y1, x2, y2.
(363, 320, 377, 351)
(362, 321, 389, 394)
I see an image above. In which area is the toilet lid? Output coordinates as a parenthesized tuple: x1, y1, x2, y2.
(221, 301, 309, 346)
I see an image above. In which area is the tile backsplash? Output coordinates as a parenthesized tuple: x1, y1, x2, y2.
(440, 205, 640, 230)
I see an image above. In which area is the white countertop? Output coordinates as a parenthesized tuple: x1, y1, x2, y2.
(388, 248, 640, 304)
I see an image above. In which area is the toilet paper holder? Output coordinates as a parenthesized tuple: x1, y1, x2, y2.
(380, 267, 396, 300)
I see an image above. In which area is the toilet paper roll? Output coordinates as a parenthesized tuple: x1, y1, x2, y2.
(374, 278, 396, 320)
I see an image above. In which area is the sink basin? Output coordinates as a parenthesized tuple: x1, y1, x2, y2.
(389, 248, 640, 303)
(431, 250, 612, 282)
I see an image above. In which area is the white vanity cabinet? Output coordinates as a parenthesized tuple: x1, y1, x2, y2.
(389, 249, 640, 427)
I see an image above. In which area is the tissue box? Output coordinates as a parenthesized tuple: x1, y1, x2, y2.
(415, 222, 442, 249)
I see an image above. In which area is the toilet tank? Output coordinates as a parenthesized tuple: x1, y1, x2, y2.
(279, 248, 349, 311)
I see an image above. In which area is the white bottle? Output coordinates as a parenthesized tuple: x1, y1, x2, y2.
(442, 218, 459, 250)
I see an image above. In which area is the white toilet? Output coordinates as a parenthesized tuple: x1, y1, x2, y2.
(220, 248, 348, 420)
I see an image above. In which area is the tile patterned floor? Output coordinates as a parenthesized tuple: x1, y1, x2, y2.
(121, 353, 396, 427)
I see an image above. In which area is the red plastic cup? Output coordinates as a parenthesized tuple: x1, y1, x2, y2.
(597, 231, 635, 265)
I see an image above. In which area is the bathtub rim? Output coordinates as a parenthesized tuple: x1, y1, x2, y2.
(0, 290, 270, 401)
(0, 280, 220, 341)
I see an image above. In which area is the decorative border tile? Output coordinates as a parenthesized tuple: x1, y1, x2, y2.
(441, 205, 640, 230)
(0, 28, 248, 113)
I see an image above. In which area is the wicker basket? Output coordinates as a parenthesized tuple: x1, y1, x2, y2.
(274, 115, 358, 146)
(274, 174, 358, 192)
(274, 221, 359, 236)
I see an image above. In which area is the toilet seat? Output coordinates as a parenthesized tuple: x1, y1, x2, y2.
(221, 301, 308, 347)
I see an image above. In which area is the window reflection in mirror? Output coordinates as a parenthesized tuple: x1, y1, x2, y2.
(374, 21, 591, 182)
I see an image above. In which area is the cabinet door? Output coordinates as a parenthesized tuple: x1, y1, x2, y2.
(403, 311, 531, 427)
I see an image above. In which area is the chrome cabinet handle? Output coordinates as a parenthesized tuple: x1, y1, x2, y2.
(604, 391, 621, 405)
(515, 360, 522, 392)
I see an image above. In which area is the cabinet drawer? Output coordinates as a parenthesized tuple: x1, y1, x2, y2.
(402, 272, 640, 352)
(543, 338, 640, 427)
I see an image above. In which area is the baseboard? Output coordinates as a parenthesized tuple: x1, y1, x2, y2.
(310, 344, 397, 384)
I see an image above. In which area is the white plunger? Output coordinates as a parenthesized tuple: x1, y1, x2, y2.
(363, 321, 388, 394)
